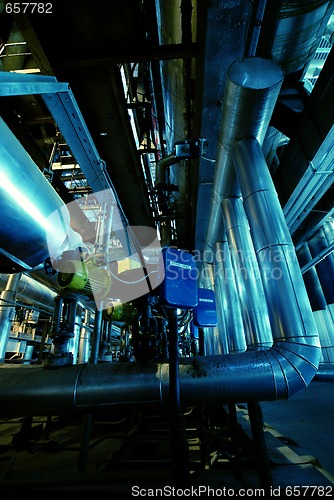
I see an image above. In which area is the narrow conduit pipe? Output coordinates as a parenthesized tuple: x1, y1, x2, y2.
(204, 57, 284, 258)
(0, 274, 21, 363)
(308, 228, 334, 305)
(212, 269, 229, 355)
(0, 133, 321, 416)
(222, 198, 272, 351)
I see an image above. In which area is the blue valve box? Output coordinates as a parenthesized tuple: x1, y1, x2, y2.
(193, 288, 218, 327)
(160, 247, 198, 309)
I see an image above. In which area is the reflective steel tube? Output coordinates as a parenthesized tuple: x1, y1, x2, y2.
(0, 273, 56, 313)
(205, 57, 284, 257)
(214, 242, 245, 353)
(231, 137, 321, 393)
(0, 116, 82, 272)
(308, 227, 334, 305)
(200, 261, 223, 356)
(296, 243, 326, 311)
(222, 198, 272, 351)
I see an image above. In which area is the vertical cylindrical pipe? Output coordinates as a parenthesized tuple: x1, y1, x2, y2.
(323, 219, 334, 249)
(78, 309, 92, 364)
(215, 242, 246, 353)
(213, 255, 229, 355)
(308, 227, 334, 305)
(313, 309, 334, 365)
(296, 243, 326, 311)
(100, 202, 114, 263)
(67, 304, 83, 365)
(326, 303, 334, 364)
(200, 261, 223, 356)
(22, 345, 35, 365)
(0, 273, 21, 362)
(232, 137, 320, 379)
(256, 0, 332, 76)
(222, 198, 272, 350)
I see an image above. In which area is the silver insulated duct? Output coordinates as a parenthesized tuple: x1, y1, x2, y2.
(0, 116, 84, 272)
(205, 57, 284, 256)
(0, 273, 56, 313)
(222, 197, 272, 351)
(0, 56, 321, 416)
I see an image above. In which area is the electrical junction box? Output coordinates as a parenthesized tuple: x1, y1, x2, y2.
(160, 247, 198, 309)
(193, 288, 218, 327)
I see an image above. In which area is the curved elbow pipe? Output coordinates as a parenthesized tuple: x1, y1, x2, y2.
(155, 154, 179, 186)
(230, 137, 321, 392)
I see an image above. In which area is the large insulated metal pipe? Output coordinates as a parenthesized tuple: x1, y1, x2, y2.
(212, 266, 229, 355)
(0, 325, 320, 416)
(231, 137, 320, 385)
(205, 57, 284, 257)
(222, 198, 272, 350)
(256, 0, 333, 76)
(0, 273, 56, 313)
(214, 241, 245, 354)
(200, 261, 223, 356)
(0, 116, 82, 272)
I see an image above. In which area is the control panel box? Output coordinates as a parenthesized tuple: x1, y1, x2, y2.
(193, 288, 218, 327)
(160, 247, 198, 309)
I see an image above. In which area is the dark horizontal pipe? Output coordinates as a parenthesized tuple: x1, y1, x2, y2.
(0, 342, 320, 417)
